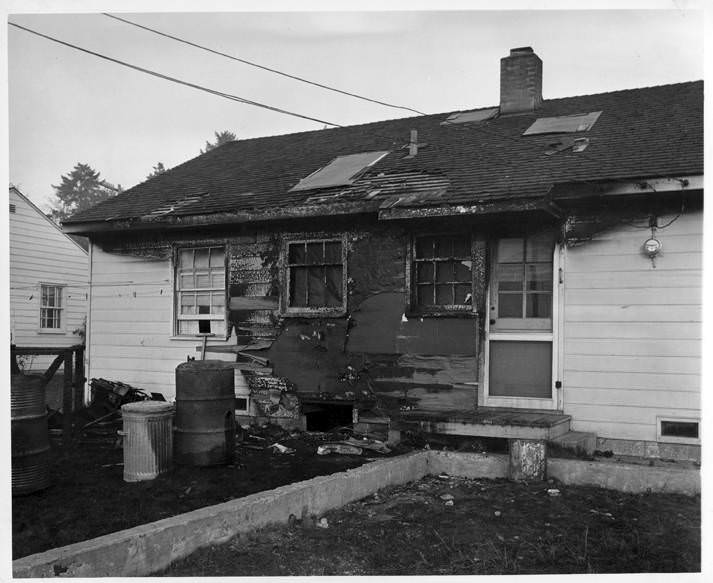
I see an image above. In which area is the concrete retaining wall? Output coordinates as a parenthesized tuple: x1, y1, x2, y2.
(13, 450, 699, 577)
(13, 451, 431, 578)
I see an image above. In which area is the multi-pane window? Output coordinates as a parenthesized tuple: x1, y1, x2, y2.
(413, 235, 472, 310)
(495, 232, 553, 321)
(175, 247, 226, 336)
(40, 285, 63, 330)
(287, 240, 344, 310)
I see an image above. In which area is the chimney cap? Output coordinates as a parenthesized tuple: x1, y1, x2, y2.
(509, 46, 534, 56)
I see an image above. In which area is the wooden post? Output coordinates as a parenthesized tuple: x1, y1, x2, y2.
(73, 346, 85, 412)
(63, 349, 73, 447)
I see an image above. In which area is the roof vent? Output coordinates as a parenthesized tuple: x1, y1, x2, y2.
(500, 47, 543, 114)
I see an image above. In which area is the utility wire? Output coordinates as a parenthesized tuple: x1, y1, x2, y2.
(9, 21, 346, 129)
(103, 13, 428, 117)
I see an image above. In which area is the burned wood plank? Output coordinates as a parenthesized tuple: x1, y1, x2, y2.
(229, 296, 279, 310)
(42, 354, 65, 383)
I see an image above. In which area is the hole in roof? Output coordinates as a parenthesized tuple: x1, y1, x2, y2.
(523, 111, 602, 136)
(142, 192, 208, 218)
(441, 107, 499, 125)
(289, 151, 390, 192)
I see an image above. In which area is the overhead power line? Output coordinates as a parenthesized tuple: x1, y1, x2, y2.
(103, 13, 428, 117)
(9, 21, 346, 129)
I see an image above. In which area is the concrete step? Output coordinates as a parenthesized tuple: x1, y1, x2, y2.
(551, 431, 597, 456)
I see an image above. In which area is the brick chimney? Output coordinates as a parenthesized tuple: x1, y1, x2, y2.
(500, 47, 542, 114)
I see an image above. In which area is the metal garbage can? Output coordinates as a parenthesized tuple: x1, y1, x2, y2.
(175, 360, 236, 466)
(11, 374, 51, 495)
(121, 401, 175, 482)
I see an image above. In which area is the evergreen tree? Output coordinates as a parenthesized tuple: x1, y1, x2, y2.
(50, 163, 121, 222)
(147, 162, 166, 179)
(201, 130, 237, 153)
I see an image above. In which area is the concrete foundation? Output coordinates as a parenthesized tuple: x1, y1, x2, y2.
(13, 450, 700, 578)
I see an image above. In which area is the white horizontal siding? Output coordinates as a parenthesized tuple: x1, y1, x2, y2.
(88, 245, 232, 400)
(9, 189, 88, 350)
(562, 210, 702, 442)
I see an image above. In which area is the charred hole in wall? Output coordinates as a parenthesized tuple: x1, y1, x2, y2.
(303, 402, 353, 431)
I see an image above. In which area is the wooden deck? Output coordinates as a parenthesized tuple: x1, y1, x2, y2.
(394, 408, 571, 441)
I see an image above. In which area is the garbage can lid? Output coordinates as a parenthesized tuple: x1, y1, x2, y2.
(121, 401, 175, 415)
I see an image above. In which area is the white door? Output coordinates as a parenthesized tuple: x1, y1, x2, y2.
(484, 231, 560, 410)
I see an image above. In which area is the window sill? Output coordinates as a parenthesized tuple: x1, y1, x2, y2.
(169, 336, 230, 342)
(282, 309, 346, 319)
(38, 329, 67, 335)
(406, 310, 478, 319)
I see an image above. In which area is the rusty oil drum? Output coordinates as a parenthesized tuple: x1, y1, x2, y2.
(11, 374, 51, 495)
(174, 360, 236, 466)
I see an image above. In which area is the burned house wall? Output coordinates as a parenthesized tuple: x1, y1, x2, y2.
(561, 208, 702, 446)
(87, 221, 481, 413)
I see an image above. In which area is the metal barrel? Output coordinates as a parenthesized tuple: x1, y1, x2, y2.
(174, 360, 236, 466)
(121, 401, 175, 482)
(11, 374, 51, 495)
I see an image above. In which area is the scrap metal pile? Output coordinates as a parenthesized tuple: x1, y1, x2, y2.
(48, 378, 165, 438)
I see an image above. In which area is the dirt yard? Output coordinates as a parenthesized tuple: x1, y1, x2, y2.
(11, 429, 379, 559)
(159, 474, 700, 576)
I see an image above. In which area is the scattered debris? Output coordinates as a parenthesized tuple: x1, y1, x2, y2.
(547, 489, 561, 497)
(445, 500, 454, 507)
(270, 443, 296, 455)
(317, 444, 363, 456)
(494, 511, 502, 517)
(317, 517, 329, 529)
(440, 493, 455, 501)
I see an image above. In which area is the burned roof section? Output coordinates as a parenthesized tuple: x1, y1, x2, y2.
(64, 81, 703, 230)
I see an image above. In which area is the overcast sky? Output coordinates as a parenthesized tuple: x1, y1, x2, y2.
(7, 4, 705, 211)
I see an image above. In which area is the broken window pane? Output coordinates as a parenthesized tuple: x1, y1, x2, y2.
(435, 284, 452, 305)
(324, 241, 341, 264)
(287, 239, 344, 310)
(306, 242, 324, 265)
(417, 262, 434, 282)
(455, 260, 472, 282)
(455, 284, 472, 305)
(289, 243, 306, 264)
(417, 285, 435, 306)
(307, 266, 326, 307)
(416, 237, 435, 259)
(194, 248, 210, 268)
(435, 262, 452, 283)
(175, 246, 226, 336)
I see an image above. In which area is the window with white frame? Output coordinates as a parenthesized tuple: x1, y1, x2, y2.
(285, 239, 345, 313)
(40, 284, 63, 330)
(175, 246, 226, 336)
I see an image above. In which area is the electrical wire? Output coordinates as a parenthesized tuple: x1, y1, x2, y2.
(9, 21, 346, 129)
(103, 13, 428, 117)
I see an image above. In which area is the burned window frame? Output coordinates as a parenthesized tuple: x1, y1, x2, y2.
(282, 235, 347, 317)
(409, 233, 476, 316)
(39, 283, 64, 332)
(173, 245, 228, 338)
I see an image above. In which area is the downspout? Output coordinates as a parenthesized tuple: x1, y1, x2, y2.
(84, 240, 94, 406)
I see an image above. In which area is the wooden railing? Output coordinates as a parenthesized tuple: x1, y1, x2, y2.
(11, 344, 85, 447)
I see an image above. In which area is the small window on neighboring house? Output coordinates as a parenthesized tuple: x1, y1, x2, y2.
(285, 239, 345, 313)
(9, 203, 16, 214)
(413, 235, 473, 313)
(175, 246, 226, 336)
(40, 285, 63, 330)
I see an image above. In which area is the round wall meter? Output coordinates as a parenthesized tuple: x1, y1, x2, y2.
(643, 237, 662, 257)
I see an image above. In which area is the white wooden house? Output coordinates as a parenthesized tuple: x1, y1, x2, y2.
(64, 48, 702, 461)
(9, 186, 88, 370)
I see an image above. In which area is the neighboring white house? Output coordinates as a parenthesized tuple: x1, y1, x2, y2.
(9, 186, 88, 370)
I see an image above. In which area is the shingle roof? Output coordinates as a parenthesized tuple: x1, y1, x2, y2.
(65, 81, 703, 228)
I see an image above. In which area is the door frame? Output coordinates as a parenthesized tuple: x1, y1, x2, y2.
(483, 241, 563, 410)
